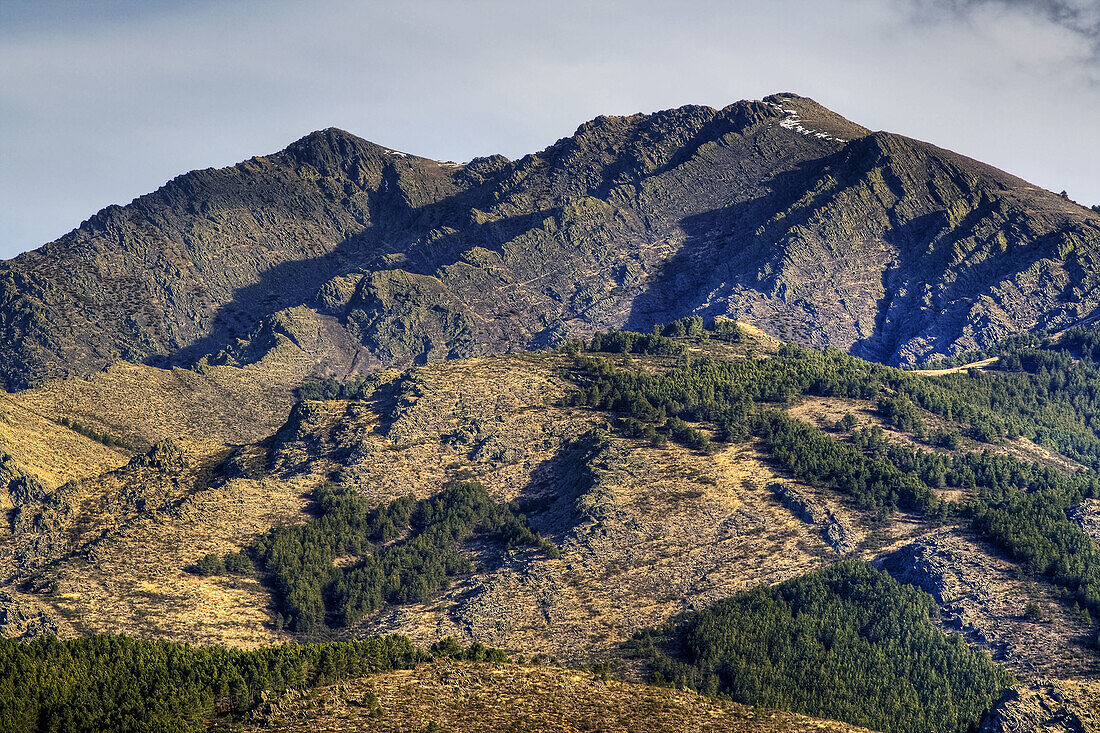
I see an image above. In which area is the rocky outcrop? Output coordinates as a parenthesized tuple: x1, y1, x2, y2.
(770, 481, 856, 553)
(3, 94, 1100, 388)
(1070, 499, 1100, 544)
(878, 530, 1098, 678)
(0, 590, 60, 638)
(981, 680, 1100, 733)
(6, 440, 210, 573)
(0, 451, 47, 509)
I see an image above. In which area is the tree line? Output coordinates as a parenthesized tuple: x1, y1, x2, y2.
(0, 633, 421, 733)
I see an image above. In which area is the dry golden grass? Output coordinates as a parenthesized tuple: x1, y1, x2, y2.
(13, 361, 294, 450)
(910, 356, 999, 376)
(238, 661, 872, 733)
(374, 439, 842, 664)
(8, 307, 361, 454)
(38, 469, 317, 648)
(0, 392, 126, 490)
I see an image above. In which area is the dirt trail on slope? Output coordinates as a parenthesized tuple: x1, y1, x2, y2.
(911, 357, 999, 376)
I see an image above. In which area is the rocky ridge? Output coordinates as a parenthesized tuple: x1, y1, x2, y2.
(2, 95, 1100, 388)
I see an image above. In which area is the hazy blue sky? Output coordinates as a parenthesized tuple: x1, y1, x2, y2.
(1, 0, 1097, 259)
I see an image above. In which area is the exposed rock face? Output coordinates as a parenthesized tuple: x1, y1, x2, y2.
(980, 679, 1100, 733)
(0, 451, 47, 508)
(0, 130, 463, 389)
(0, 590, 60, 638)
(1070, 499, 1100, 544)
(769, 481, 856, 553)
(2, 94, 1100, 389)
(878, 529, 1099, 679)
(4, 439, 210, 574)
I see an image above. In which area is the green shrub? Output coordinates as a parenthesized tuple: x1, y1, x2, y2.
(223, 551, 252, 575)
(195, 553, 225, 576)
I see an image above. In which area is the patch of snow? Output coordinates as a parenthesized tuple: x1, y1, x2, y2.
(773, 106, 845, 144)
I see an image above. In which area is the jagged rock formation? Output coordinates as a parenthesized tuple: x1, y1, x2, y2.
(769, 481, 857, 553)
(0, 590, 60, 639)
(1070, 499, 1100, 544)
(2, 94, 1099, 388)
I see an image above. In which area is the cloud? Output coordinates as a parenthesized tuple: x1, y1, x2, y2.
(910, 0, 1100, 66)
(1, 0, 1098, 258)
(944, 0, 1100, 33)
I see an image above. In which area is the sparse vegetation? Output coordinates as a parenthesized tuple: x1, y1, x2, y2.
(236, 659, 879, 733)
(58, 416, 134, 450)
(1023, 600, 1048, 622)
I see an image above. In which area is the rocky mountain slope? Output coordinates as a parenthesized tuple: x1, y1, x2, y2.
(2, 94, 1099, 389)
(4, 95, 1100, 732)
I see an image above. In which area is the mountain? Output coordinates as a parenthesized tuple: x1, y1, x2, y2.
(4, 95, 1100, 733)
(2, 94, 1099, 389)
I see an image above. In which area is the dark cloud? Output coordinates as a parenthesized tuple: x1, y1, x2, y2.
(916, 0, 1099, 48)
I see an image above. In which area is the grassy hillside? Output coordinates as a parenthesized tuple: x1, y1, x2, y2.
(2, 318, 1100, 730)
(241, 660, 874, 733)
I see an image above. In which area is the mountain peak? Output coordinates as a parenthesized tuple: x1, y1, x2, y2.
(0, 97, 1097, 390)
(282, 127, 388, 173)
(288, 126, 370, 149)
(758, 93, 870, 142)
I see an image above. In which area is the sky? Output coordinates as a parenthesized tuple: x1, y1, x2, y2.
(1, 0, 1098, 259)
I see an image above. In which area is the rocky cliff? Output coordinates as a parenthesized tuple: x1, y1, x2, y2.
(3, 94, 1099, 388)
